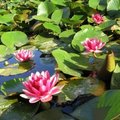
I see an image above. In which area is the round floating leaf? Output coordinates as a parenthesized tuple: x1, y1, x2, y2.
(97, 20, 116, 30)
(33, 15, 52, 22)
(0, 45, 12, 62)
(0, 14, 14, 25)
(37, 1, 56, 16)
(43, 22, 61, 34)
(0, 45, 12, 56)
(52, 49, 82, 77)
(0, 61, 34, 76)
(51, 0, 66, 6)
(52, 49, 104, 76)
(0, 95, 17, 116)
(72, 28, 109, 52)
(51, 9, 63, 24)
(0, 102, 39, 120)
(59, 29, 75, 38)
(0, 78, 25, 96)
(88, 0, 100, 9)
(1, 31, 28, 50)
(71, 90, 120, 120)
(107, 0, 120, 16)
(30, 35, 63, 53)
(58, 78, 105, 103)
(33, 108, 74, 120)
(107, 42, 120, 61)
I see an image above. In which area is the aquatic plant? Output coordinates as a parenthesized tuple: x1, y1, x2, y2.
(14, 49, 34, 62)
(81, 38, 106, 54)
(92, 13, 104, 24)
(20, 71, 62, 103)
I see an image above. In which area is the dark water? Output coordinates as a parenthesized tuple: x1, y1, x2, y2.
(0, 50, 55, 85)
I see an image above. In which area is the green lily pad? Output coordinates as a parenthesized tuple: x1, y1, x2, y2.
(37, 1, 56, 16)
(0, 101, 39, 120)
(71, 90, 120, 120)
(107, 42, 120, 61)
(0, 14, 14, 25)
(59, 29, 75, 38)
(0, 95, 17, 116)
(97, 20, 116, 30)
(72, 27, 109, 52)
(1, 31, 28, 50)
(51, 0, 66, 6)
(58, 78, 105, 103)
(30, 35, 63, 53)
(43, 22, 61, 34)
(0, 78, 25, 96)
(33, 108, 74, 120)
(52, 48, 104, 77)
(51, 9, 63, 24)
(107, 0, 120, 17)
(0, 61, 34, 76)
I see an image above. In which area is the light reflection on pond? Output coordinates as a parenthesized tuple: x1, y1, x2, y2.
(0, 50, 55, 85)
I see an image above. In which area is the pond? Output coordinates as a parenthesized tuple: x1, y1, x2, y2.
(0, 50, 55, 85)
(0, 0, 120, 119)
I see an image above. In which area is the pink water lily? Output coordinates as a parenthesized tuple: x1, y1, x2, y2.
(14, 49, 33, 62)
(81, 38, 106, 54)
(20, 71, 63, 103)
(92, 13, 104, 24)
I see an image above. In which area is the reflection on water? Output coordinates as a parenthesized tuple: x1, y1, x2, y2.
(0, 50, 55, 85)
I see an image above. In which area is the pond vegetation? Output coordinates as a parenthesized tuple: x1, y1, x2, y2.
(0, 0, 120, 120)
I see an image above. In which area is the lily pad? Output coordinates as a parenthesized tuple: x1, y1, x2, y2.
(0, 101, 39, 120)
(0, 95, 17, 115)
(0, 78, 25, 96)
(43, 22, 61, 34)
(33, 108, 74, 120)
(107, 42, 120, 61)
(30, 35, 64, 53)
(0, 61, 34, 76)
(1, 31, 28, 50)
(52, 48, 104, 77)
(0, 14, 14, 25)
(59, 29, 75, 38)
(37, 1, 56, 16)
(58, 78, 105, 103)
(71, 90, 120, 120)
(72, 27, 109, 52)
(51, 9, 63, 24)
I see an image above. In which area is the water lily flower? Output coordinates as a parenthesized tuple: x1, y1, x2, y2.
(14, 49, 33, 62)
(81, 38, 106, 54)
(92, 13, 104, 24)
(20, 71, 63, 103)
